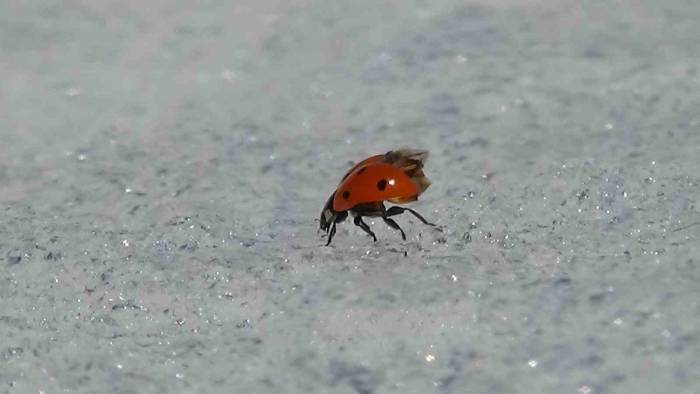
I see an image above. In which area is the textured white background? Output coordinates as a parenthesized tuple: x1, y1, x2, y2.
(2, 1, 700, 392)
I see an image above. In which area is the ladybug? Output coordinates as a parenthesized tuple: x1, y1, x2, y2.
(319, 149, 435, 245)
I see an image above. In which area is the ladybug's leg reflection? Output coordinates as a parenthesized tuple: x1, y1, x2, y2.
(353, 216, 377, 242)
(386, 206, 435, 226)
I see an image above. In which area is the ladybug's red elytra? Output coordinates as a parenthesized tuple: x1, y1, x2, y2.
(319, 149, 435, 245)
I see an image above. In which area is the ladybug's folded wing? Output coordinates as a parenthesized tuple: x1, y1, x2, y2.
(387, 194, 418, 204)
(384, 149, 431, 197)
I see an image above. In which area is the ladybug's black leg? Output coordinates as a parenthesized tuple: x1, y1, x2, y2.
(382, 216, 406, 240)
(386, 206, 435, 226)
(382, 211, 406, 241)
(326, 221, 337, 246)
(353, 216, 377, 242)
(325, 211, 348, 245)
(324, 214, 336, 234)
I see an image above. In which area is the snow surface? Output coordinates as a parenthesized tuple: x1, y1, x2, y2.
(2, 1, 700, 392)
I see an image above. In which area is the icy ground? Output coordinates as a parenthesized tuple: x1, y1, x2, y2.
(2, 1, 700, 393)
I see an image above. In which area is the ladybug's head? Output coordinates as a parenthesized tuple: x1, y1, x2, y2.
(319, 192, 336, 232)
(320, 191, 349, 235)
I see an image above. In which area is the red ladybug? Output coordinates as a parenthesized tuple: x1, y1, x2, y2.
(319, 149, 435, 245)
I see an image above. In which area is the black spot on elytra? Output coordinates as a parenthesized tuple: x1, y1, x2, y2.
(377, 179, 387, 191)
(342, 191, 350, 199)
(357, 167, 366, 174)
